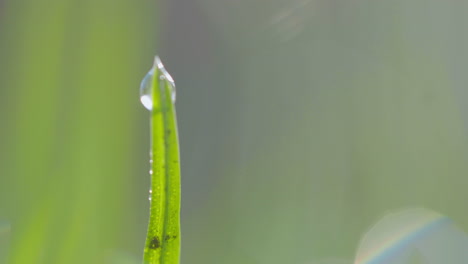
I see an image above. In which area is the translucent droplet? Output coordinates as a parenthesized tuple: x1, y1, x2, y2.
(140, 56, 176, 110)
(140, 69, 154, 110)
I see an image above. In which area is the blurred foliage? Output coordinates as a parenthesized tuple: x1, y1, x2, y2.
(2, 0, 468, 264)
(0, 0, 158, 263)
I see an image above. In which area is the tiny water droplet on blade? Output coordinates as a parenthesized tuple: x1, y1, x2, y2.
(139, 56, 176, 110)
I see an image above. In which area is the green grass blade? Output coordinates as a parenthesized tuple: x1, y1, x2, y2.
(143, 57, 181, 264)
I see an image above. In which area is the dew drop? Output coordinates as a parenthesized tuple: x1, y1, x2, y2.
(140, 69, 154, 110)
(140, 56, 176, 110)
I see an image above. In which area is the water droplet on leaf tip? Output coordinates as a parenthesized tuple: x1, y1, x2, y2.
(139, 56, 176, 111)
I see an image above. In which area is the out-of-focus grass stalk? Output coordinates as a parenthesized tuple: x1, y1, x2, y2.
(0, 0, 157, 263)
(143, 57, 181, 264)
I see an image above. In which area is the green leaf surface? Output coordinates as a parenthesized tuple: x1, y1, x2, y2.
(143, 58, 181, 264)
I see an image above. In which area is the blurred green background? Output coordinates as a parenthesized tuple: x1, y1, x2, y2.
(2, 0, 468, 263)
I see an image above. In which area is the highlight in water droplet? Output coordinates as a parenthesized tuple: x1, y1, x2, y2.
(140, 56, 176, 111)
(140, 69, 154, 110)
